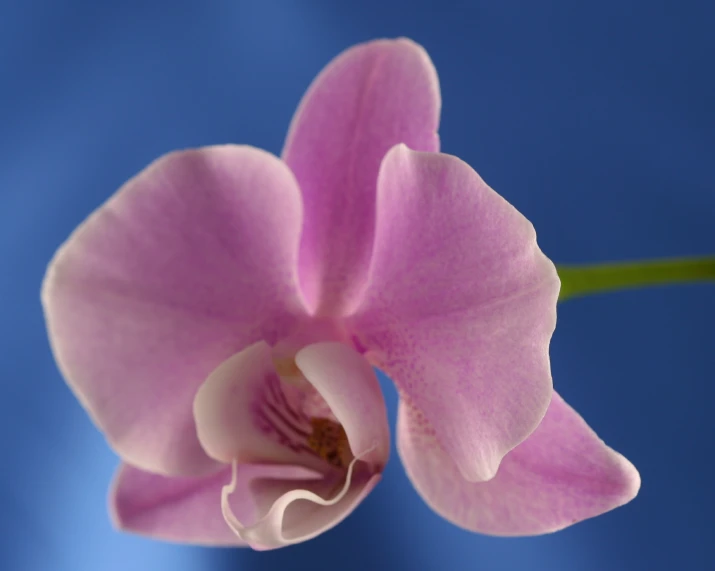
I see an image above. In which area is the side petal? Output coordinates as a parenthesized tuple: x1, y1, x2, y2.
(110, 463, 244, 546)
(42, 146, 307, 477)
(282, 38, 441, 316)
(295, 342, 390, 468)
(349, 145, 560, 482)
(397, 391, 641, 535)
(222, 458, 381, 550)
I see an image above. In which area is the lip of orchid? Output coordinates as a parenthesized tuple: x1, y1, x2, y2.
(218, 365, 376, 549)
(192, 336, 390, 545)
(220, 443, 379, 549)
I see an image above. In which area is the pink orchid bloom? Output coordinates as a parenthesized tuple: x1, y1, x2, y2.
(42, 38, 640, 550)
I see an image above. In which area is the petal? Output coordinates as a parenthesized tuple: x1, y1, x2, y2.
(193, 341, 327, 473)
(42, 146, 307, 477)
(349, 145, 560, 482)
(282, 38, 441, 315)
(295, 342, 390, 467)
(222, 458, 381, 550)
(110, 463, 244, 546)
(397, 391, 641, 535)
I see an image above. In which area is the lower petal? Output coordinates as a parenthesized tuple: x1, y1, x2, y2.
(110, 463, 244, 546)
(397, 391, 640, 535)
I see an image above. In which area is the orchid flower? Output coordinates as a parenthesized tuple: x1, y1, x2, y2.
(42, 38, 639, 550)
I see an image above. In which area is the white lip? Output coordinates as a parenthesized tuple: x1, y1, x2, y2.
(220, 444, 379, 549)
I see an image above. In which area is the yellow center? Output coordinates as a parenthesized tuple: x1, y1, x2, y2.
(273, 357, 302, 378)
(307, 417, 351, 468)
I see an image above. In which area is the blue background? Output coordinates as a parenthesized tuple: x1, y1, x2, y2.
(1, 1, 713, 570)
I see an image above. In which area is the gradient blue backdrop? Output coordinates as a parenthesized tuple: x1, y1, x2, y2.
(1, 1, 713, 570)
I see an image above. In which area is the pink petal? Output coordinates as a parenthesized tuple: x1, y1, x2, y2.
(222, 459, 381, 550)
(282, 38, 441, 316)
(110, 463, 244, 546)
(349, 145, 560, 482)
(295, 342, 390, 467)
(42, 146, 307, 477)
(193, 341, 327, 473)
(397, 391, 641, 535)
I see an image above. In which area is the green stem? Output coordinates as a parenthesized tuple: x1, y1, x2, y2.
(557, 257, 715, 302)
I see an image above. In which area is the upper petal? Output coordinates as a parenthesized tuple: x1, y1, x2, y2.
(282, 38, 441, 316)
(42, 146, 307, 476)
(397, 391, 641, 535)
(349, 145, 560, 481)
